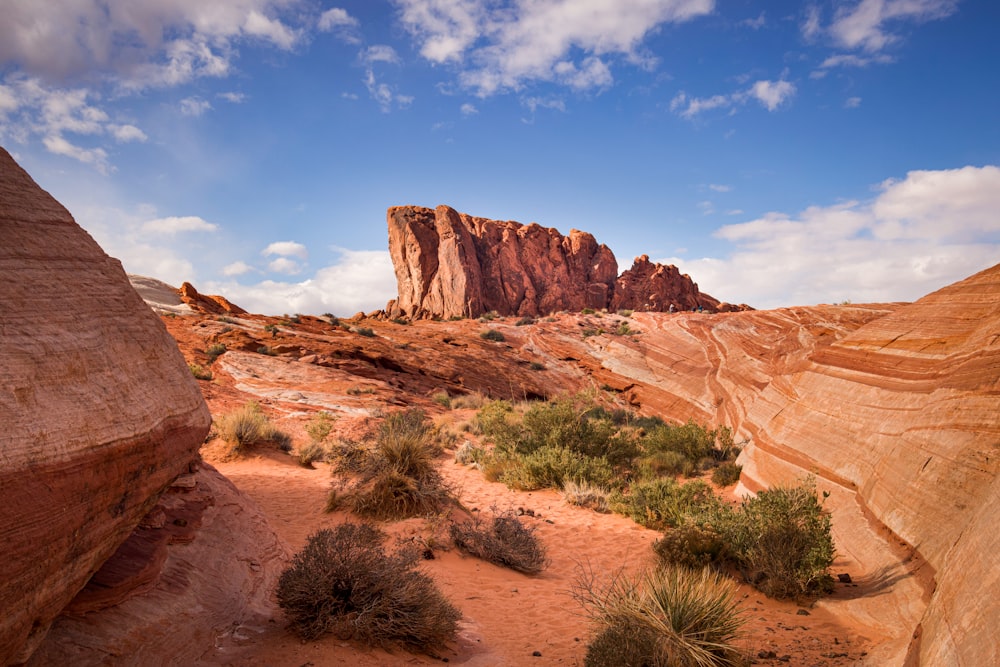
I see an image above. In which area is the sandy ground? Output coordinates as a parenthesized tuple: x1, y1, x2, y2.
(202, 425, 872, 667)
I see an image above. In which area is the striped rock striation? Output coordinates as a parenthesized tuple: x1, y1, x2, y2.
(0, 147, 212, 663)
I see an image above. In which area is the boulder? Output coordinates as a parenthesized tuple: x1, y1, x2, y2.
(0, 147, 212, 663)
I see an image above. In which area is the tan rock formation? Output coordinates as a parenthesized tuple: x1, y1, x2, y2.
(28, 464, 289, 665)
(0, 147, 212, 663)
(612, 254, 719, 312)
(387, 204, 619, 318)
(179, 281, 247, 315)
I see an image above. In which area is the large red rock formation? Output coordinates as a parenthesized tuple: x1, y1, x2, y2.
(0, 147, 212, 663)
(386, 205, 733, 319)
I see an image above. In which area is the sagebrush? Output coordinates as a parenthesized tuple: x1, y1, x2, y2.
(450, 510, 548, 574)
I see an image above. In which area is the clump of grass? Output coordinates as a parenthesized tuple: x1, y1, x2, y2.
(432, 391, 452, 408)
(217, 315, 236, 324)
(205, 343, 227, 364)
(454, 441, 484, 466)
(616, 309, 633, 317)
(479, 310, 498, 321)
(712, 462, 742, 487)
(256, 345, 275, 356)
(264, 323, 279, 337)
(451, 392, 485, 410)
(215, 402, 292, 455)
(611, 479, 721, 531)
(562, 480, 610, 513)
(277, 524, 460, 651)
(576, 565, 746, 667)
(529, 361, 546, 371)
(347, 386, 376, 396)
(353, 326, 376, 337)
(480, 329, 505, 342)
(581, 308, 595, 314)
(298, 412, 337, 466)
(189, 363, 212, 380)
(391, 317, 410, 325)
(450, 510, 548, 574)
(515, 317, 536, 326)
(329, 409, 452, 520)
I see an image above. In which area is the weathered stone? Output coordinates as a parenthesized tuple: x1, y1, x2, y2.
(0, 147, 212, 664)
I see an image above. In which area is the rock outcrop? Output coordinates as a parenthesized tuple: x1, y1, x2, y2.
(386, 205, 732, 319)
(0, 147, 212, 663)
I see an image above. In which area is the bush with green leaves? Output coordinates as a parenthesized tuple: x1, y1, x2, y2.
(450, 510, 548, 574)
(215, 402, 291, 455)
(480, 328, 505, 342)
(715, 480, 835, 599)
(711, 462, 742, 487)
(612, 478, 722, 530)
(576, 565, 746, 667)
(492, 446, 616, 491)
(277, 524, 460, 651)
(653, 521, 726, 570)
(205, 343, 227, 363)
(189, 363, 212, 380)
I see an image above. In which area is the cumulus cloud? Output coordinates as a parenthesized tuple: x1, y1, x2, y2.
(460, 102, 478, 115)
(142, 215, 218, 234)
(263, 240, 309, 259)
(267, 257, 304, 275)
(223, 260, 254, 276)
(363, 45, 401, 64)
(319, 8, 359, 31)
(830, 0, 958, 52)
(394, 0, 715, 95)
(671, 78, 795, 118)
(218, 91, 247, 103)
(666, 165, 1000, 308)
(204, 249, 398, 316)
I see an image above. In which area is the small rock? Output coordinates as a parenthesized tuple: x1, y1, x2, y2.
(837, 573, 852, 583)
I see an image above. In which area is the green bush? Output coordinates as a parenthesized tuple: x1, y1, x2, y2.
(205, 343, 227, 363)
(432, 392, 452, 408)
(515, 317, 536, 326)
(612, 479, 721, 530)
(716, 480, 835, 599)
(577, 565, 745, 667)
(712, 462, 742, 487)
(215, 402, 291, 455)
(353, 326, 376, 337)
(306, 411, 336, 444)
(450, 510, 548, 574)
(638, 450, 690, 478)
(653, 521, 726, 570)
(277, 524, 460, 651)
(480, 329, 505, 342)
(495, 446, 615, 491)
(643, 421, 716, 462)
(189, 363, 212, 380)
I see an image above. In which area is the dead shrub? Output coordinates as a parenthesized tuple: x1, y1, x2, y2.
(276, 524, 460, 652)
(449, 510, 548, 574)
(215, 402, 291, 456)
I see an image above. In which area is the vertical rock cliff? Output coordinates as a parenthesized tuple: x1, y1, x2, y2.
(0, 147, 212, 663)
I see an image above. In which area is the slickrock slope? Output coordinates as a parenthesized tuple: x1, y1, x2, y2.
(28, 464, 289, 666)
(0, 148, 212, 663)
(386, 204, 734, 319)
(740, 264, 1000, 666)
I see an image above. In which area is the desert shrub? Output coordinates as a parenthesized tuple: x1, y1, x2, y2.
(612, 479, 721, 530)
(205, 343, 227, 363)
(479, 310, 498, 321)
(562, 480, 610, 513)
(638, 450, 691, 478)
(643, 421, 716, 462)
(256, 345, 275, 356)
(515, 317, 536, 326)
(653, 521, 727, 570)
(189, 363, 212, 380)
(576, 565, 745, 667)
(297, 441, 332, 467)
(217, 315, 236, 324)
(432, 392, 451, 408)
(306, 411, 336, 444)
(480, 329, 505, 342)
(277, 524, 460, 651)
(264, 323, 278, 337)
(529, 361, 545, 371)
(581, 308, 595, 314)
(450, 510, 548, 574)
(454, 441, 484, 465)
(617, 309, 633, 317)
(353, 326, 376, 337)
(216, 402, 291, 455)
(450, 392, 485, 410)
(474, 399, 518, 440)
(332, 409, 451, 520)
(717, 480, 834, 599)
(346, 386, 375, 396)
(612, 321, 636, 336)
(391, 317, 410, 325)
(712, 462, 742, 487)
(495, 446, 615, 491)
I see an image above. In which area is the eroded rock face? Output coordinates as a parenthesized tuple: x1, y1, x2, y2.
(386, 205, 729, 318)
(0, 147, 212, 663)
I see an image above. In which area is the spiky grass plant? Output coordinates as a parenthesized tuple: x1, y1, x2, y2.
(215, 401, 291, 455)
(577, 565, 746, 667)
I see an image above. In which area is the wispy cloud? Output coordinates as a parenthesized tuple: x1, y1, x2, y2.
(394, 0, 715, 95)
(829, 0, 958, 52)
(263, 240, 308, 260)
(666, 165, 1000, 308)
(142, 215, 218, 234)
(180, 96, 212, 116)
(671, 78, 795, 119)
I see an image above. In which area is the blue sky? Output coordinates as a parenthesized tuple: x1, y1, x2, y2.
(2, 0, 998, 315)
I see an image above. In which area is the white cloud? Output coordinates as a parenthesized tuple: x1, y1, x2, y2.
(666, 165, 1000, 308)
(263, 240, 309, 259)
(267, 257, 304, 275)
(363, 69, 412, 112)
(180, 96, 212, 116)
(741, 12, 766, 30)
(801, 5, 821, 40)
(708, 183, 730, 192)
(364, 45, 401, 64)
(845, 96, 862, 108)
(749, 79, 795, 111)
(830, 0, 958, 52)
(218, 91, 247, 103)
(42, 135, 111, 173)
(319, 8, 359, 31)
(395, 0, 715, 95)
(811, 53, 893, 78)
(108, 123, 148, 142)
(460, 102, 478, 115)
(672, 78, 794, 118)
(243, 10, 300, 50)
(204, 249, 397, 316)
(223, 260, 254, 276)
(142, 215, 218, 234)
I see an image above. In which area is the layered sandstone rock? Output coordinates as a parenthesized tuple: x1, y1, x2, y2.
(0, 147, 212, 663)
(28, 464, 289, 665)
(386, 205, 729, 319)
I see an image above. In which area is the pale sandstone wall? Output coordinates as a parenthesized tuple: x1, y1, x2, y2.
(0, 147, 212, 663)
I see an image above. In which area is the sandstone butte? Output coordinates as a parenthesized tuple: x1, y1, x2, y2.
(386, 204, 750, 319)
(0, 147, 285, 665)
